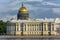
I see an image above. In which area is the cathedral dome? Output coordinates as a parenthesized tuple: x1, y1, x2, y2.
(19, 3, 27, 12)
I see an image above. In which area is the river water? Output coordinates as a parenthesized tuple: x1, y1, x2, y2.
(0, 38, 60, 40)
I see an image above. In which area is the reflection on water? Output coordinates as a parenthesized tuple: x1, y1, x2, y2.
(0, 38, 60, 40)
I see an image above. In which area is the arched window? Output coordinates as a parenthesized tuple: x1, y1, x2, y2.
(44, 24, 46, 31)
(52, 24, 54, 31)
(48, 23, 51, 31)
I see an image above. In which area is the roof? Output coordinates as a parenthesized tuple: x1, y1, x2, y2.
(8, 18, 55, 23)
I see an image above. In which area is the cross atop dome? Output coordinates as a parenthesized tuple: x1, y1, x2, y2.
(22, 2, 24, 7)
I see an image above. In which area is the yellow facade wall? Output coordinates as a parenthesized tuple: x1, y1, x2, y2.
(15, 31, 21, 35)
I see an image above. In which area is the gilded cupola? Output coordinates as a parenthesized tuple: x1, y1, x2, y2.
(19, 2, 27, 12)
(17, 2, 29, 20)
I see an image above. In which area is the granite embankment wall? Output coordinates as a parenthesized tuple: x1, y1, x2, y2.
(0, 36, 60, 39)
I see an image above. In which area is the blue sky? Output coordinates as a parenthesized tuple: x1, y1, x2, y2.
(0, 0, 60, 21)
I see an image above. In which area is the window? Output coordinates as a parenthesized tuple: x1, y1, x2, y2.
(52, 26, 54, 31)
(35, 24, 36, 26)
(44, 24, 46, 31)
(30, 24, 31, 26)
(48, 23, 51, 31)
(17, 26, 19, 31)
(21, 23, 23, 31)
(17, 24, 19, 27)
(17, 24, 19, 31)
(52, 24, 54, 31)
(39, 23, 43, 31)
(24, 24, 26, 31)
(28, 24, 29, 27)
(25, 24, 26, 27)
(37, 24, 39, 26)
(35, 26, 36, 31)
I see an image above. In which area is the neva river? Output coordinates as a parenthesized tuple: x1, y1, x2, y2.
(0, 38, 60, 40)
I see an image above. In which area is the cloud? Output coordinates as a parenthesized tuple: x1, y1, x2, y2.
(0, 15, 17, 22)
(0, 0, 60, 21)
(0, 0, 60, 13)
(26, 0, 43, 2)
(52, 8, 60, 13)
(42, 1, 60, 6)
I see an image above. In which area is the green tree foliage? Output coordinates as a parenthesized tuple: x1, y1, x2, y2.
(0, 20, 6, 34)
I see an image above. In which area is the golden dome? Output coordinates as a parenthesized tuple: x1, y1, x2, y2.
(19, 3, 27, 12)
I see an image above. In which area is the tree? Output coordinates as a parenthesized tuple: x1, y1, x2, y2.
(0, 20, 6, 34)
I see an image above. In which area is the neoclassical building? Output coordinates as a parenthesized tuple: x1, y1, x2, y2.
(6, 3, 56, 36)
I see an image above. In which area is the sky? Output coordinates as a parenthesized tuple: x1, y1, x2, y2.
(0, 0, 60, 21)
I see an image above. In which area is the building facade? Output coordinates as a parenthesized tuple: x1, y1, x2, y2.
(7, 20, 56, 36)
(6, 3, 56, 36)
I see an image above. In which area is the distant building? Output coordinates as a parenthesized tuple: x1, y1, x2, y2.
(6, 3, 56, 36)
(55, 18, 60, 35)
